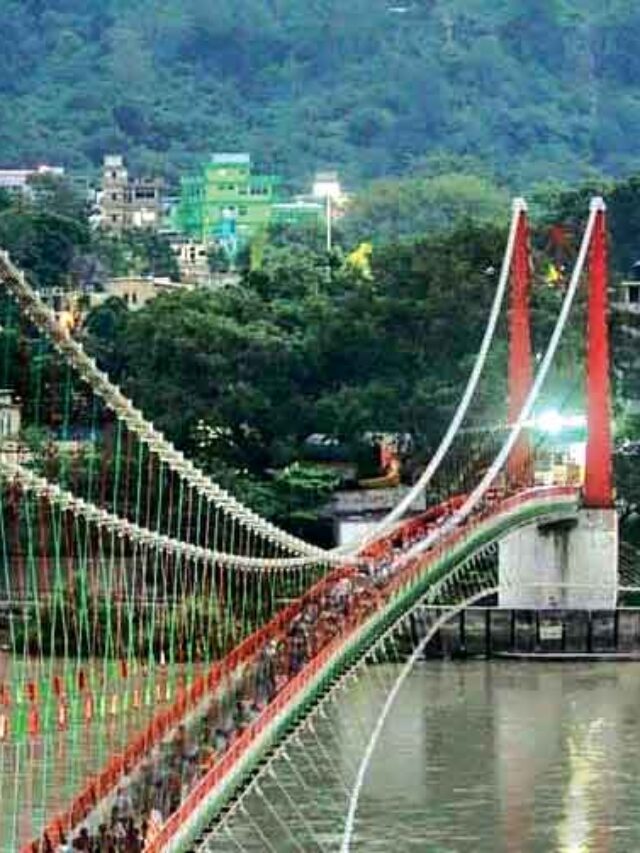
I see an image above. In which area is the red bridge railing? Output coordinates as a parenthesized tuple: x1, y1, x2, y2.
(25, 485, 577, 851)
(146, 485, 577, 852)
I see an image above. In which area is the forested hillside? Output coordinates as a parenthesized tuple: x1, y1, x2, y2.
(3, 0, 640, 185)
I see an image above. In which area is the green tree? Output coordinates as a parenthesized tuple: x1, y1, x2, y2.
(343, 171, 510, 244)
(0, 204, 90, 289)
(83, 220, 515, 512)
(3, 2, 640, 183)
(94, 231, 180, 280)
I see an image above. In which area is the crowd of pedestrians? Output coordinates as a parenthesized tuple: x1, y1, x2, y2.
(54, 500, 461, 851)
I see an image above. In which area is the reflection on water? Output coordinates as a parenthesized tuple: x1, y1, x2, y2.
(214, 661, 640, 852)
(354, 662, 640, 852)
(5, 660, 640, 852)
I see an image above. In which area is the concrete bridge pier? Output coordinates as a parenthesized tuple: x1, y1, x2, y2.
(498, 508, 618, 610)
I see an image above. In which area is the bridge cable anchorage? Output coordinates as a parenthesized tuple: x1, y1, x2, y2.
(400, 197, 602, 565)
(338, 197, 527, 553)
(0, 248, 327, 562)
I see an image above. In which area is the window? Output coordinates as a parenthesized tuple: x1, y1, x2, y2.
(111, 193, 118, 201)
(629, 285, 640, 304)
(239, 206, 248, 216)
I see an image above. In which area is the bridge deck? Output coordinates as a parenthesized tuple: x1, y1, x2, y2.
(23, 487, 579, 852)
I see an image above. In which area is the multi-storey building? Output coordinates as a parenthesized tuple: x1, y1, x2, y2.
(173, 153, 281, 248)
(612, 264, 640, 423)
(99, 155, 164, 233)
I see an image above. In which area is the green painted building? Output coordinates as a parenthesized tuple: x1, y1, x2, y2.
(174, 153, 281, 246)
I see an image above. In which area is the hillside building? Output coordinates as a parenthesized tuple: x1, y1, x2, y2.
(0, 165, 65, 198)
(0, 390, 21, 438)
(92, 276, 187, 310)
(98, 155, 164, 233)
(271, 199, 325, 227)
(615, 265, 640, 312)
(174, 153, 281, 250)
(612, 265, 640, 419)
(171, 238, 211, 286)
(173, 156, 344, 259)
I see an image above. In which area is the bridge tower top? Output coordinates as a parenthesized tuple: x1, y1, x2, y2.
(507, 198, 533, 486)
(584, 196, 613, 508)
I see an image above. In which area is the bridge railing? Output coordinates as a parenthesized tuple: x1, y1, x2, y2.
(146, 607, 359, 851)
(144, 485, 578, 852)
(24, 565, 357, 850)
(25, 485, 577, 851)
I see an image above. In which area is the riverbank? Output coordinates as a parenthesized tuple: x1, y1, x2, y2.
(406, 606, 640, 659)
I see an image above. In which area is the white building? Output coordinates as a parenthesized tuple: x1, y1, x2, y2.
(0, 165, 65, 197)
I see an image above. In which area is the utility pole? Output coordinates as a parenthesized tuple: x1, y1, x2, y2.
(326, 193, 333, 253)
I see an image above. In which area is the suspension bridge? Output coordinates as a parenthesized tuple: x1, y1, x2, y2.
(0, 196, 626, 851)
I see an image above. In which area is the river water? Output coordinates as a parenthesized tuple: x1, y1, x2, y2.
(4, 660, 640, 851)
(213, 660, 640, 852)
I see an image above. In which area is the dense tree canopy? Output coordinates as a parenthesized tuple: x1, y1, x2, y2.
(0, 181, 178, 289)
(83, 220, 585, 520)
(86, 226, 506, 460)
(2, 166, 639, 530)
(3, 1, 640, 186)
(342, 164, 511, 245)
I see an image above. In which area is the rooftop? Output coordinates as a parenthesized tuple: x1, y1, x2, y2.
(0, 165, 65, 188)
(211, 153, 251, 165)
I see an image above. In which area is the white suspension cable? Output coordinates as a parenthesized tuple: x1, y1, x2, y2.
(0, 250, 325, 559)
(402, 197, 603, 563)
(0, 455, 333, 571)
(339, 586, 497, 852)
(338, 198, 526, 553)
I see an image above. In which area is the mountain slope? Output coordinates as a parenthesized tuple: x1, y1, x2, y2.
(2, 0, 640, 185)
